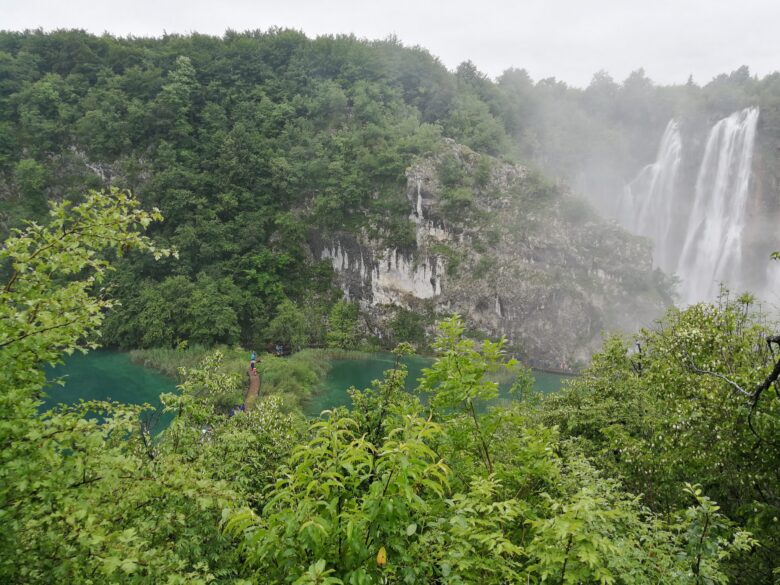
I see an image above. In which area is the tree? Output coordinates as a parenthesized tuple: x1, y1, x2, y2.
(543, 298, 780, 582)
(268, 298, 310, 352)
(445, 93, 509, 155)
(1, 188, 172, 403)
(11, 157, 49, 216)
(389, 306, 426, 347)
(326, 299, 359, 349)
(150, 55, 197, 143)
(0, 189, 246, 582)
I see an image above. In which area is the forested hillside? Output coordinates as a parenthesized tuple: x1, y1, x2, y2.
(2, 31, 779, 359)
(0, 29, 678, 361)
(0, 29, 454, 349)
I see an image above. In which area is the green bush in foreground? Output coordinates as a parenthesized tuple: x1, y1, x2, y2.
(542, 294, 780, 583)
(0, 190, 764, 583)
(0, 190, 244, 583)
(225, 320, 752, 584)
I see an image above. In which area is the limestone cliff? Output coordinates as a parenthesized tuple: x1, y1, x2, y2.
(311, 141, 672, 369)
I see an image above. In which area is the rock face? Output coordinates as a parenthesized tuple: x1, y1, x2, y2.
(311, 141, 670, 369)
(315, 241, 443, 304)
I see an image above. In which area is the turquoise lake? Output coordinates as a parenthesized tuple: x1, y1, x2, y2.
(42, 351, 179, 432)
(303, 353, 569, 416)
(44, 352, 570, 424)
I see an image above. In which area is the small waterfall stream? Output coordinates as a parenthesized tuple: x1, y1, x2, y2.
(618, 120, 682, 273)
(677, 107, 759, 304)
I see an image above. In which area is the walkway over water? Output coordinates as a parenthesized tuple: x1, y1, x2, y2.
(244, 368, 260, 411)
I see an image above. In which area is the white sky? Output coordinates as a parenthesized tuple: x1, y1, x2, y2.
(2, 0, 778, 87)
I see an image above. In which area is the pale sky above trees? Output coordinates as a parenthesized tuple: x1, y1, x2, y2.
(3, 0, 779, 87)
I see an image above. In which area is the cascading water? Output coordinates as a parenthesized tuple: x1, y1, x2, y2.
(618, 120, 682, 273)
(617, 108, 768, 305)
(677, 107, 759, 304)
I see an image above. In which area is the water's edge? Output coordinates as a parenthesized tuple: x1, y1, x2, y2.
(44, 351, 572, 424)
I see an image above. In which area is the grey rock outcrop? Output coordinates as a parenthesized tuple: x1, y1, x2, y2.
(313, 141, 670, 370)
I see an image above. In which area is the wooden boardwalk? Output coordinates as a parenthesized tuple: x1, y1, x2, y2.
(243, 368, 260, 411)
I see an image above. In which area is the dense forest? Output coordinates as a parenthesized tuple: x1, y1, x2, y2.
(1, 29, 780, 584)
(1, 29, 779, 351)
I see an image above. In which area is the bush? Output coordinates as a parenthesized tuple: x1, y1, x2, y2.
(326, 300, 359, 349)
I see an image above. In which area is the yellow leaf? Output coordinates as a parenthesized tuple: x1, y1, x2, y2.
(376, 546, 387, 566)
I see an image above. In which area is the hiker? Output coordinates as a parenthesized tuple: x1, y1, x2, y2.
(249, 350, 257, 372)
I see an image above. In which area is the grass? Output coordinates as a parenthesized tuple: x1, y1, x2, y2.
(129, 345, 245, 380)
(257, 348, 374, 410)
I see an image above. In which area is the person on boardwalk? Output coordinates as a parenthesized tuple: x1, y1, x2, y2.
(244, 354, 261, 410)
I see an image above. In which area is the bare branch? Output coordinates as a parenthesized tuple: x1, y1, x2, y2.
(684, 351, 752, 398)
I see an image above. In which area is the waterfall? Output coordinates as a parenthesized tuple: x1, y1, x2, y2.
(618, 120, 682, 272)
(677, 107, 759, 304)
(618, 108, 766, 305)
(416, 178, 423, 218)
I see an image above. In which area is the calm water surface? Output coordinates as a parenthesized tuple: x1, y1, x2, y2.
(42, 351, 178, 432)
(303, 353, 570, 416)
(44, 352, 571, 423)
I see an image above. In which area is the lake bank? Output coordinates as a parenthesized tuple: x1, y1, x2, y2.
(44, 349, 573, 424)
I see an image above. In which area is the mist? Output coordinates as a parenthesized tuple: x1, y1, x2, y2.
(494, 66, 780, 307)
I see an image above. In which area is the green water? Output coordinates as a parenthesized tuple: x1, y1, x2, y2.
(304, 353, 432, 415)
(45, 352, 570, 424)
(303, 353, 570, 417)
(42, 351, 178, 432)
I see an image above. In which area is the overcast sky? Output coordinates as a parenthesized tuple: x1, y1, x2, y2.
(3, 0, 778, 87)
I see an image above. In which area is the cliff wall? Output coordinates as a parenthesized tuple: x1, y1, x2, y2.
(312, 141, 671, 369)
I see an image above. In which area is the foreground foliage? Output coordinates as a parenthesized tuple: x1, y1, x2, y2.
(544, 294, 780, 583)
(225, 326, 754, 584)
(1, 191, 772, 583)
(0, 190, 244, 582)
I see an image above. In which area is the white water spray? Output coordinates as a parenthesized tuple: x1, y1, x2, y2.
(416, 178, 423, 218)
(677, 107, 759, 304)
(618, 120, 682, 272)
